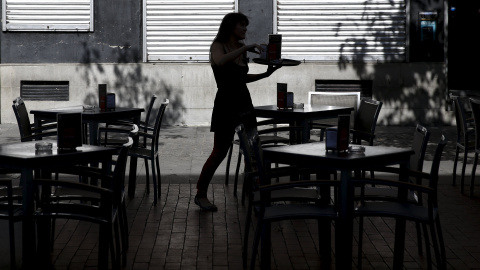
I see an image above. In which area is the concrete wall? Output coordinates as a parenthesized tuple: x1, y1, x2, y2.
(1, 61, 453, 127)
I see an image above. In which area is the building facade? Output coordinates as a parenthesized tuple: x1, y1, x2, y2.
(0, 0, 459, 126)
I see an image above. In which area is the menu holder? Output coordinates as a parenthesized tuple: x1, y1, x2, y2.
(277, 83, 294, 109)
(57, 112, 83, 151)
(268, 34, 282, 61)
(337, 114, 350, 152)
(99, 84, 107, 111)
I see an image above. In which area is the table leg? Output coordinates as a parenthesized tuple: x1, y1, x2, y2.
(335, 169, 353, 270)
(21, 169, 36, 268)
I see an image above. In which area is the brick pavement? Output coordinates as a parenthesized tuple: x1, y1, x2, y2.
(0, 123, 479, 269)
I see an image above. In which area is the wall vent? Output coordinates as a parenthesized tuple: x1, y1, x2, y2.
(315, 80, 373, 99)
(21, 81, 69, 101)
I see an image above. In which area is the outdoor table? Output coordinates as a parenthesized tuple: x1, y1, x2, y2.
(0, 140, 117, 269)
(254, 104, 353, 143)
(262, 142, 414, 270)
(30, 106, 144, 198)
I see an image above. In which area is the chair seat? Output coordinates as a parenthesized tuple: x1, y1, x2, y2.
(354, 186, 417, 202)
(263, 203, 337, 222)
(355, 201, 436, 223)
(128, 146, 154, 159)
(253, 187, 320, 203)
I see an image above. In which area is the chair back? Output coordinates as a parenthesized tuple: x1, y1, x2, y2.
(428, 135, 448, 193)
(112, 136, 134, 203)
(351, 97, 383, 145)
(12, 97, 34, 139)
(150, 99, 169, 151)
(452, 96, 473, 144)
(143, 94, 158, 131)
(410, 124, 430, 172)
(235, 124, 265, 184)
(308, 91, 360, 127)
(469, 98, 480, 149)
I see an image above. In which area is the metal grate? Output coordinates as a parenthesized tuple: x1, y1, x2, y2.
(315, 79, 373, 98)
(21, 81, 69, 101)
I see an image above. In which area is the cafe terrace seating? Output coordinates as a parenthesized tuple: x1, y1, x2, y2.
(467, 97, 480, 197)
(451, 95, 476, 193)
(235, 124, 339, 269)
(354, 135, 448, 270)
(34, 136, 134, 269)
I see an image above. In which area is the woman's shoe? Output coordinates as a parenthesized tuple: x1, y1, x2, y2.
(194, 195, 218, 212)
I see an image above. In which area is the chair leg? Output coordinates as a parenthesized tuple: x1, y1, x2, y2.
(471, 153, 478, 197)
(145, 158, 150, 194)
(435, 216, 447, 270)
(250, 217, 264, 270)
(357, 216, 364, 270)
(151, 159, 157, 206)
(453, 146, 460, 186)
(120, 201, 129, 266)
(156, 155, 161, 199)
(225, 143, 233, 185)
(422, 223, 433, 270)
(8, 220, 16, 270)
(234, 152, 242, 197)
(415, 221, 423, 256)
(243, 193, 254, 268)
(461, 150, 469, 194)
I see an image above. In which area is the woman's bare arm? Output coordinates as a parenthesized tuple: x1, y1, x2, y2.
(210, 42, 262, 66)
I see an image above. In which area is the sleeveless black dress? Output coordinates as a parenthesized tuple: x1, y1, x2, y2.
(210, 56, 257, 132)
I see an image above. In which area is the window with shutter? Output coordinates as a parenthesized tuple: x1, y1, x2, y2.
(143, 0, 237, 62)
(275, 0, 407, 62)
(2, 0, 94, 32)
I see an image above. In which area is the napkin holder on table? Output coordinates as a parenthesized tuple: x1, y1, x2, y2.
(325, 115, 350, 152)
(277, 83, 294, 109)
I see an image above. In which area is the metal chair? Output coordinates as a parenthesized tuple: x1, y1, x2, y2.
(308, 91, 361, 141)
(101, 94, 157, 146)
(354, 135, 448, 270)
(126, 99, 169, 205)
(468, 97, 480, 197)
(236, 124, 338, 270)
(355, 124, 431, 258)
(225, 118, 297, 197)
(34, 137, 134, 269)
(451, 95, 476, 193)
(12, 97, 57, 142)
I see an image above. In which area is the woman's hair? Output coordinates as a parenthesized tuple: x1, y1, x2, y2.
(213, 12, 249, 43)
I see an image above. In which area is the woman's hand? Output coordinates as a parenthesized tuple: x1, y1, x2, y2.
(245, 43, 263, 54)
(266, 64, 281, 76)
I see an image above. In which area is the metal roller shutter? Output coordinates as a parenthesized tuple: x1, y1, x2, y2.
(275, 0, 407, 62)
(2, 0, 94, 32)
(144, 0, 237, 62)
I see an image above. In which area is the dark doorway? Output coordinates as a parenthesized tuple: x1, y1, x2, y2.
(448, 1, 480, 92)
